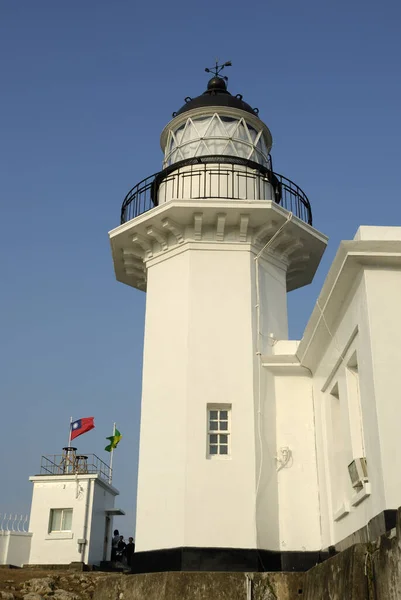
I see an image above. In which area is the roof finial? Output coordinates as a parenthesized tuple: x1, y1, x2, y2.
(205, 60, 232, 82)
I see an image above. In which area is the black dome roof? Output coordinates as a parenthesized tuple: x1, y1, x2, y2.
(174, 77, 259, 118)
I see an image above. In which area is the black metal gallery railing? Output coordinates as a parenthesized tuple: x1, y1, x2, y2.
(40, 453, 111, 483)
(120, 156, 312, 226)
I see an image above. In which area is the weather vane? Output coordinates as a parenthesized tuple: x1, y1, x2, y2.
(205, 60, 232, 81)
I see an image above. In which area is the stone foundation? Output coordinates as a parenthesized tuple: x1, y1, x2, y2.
(94, 572, 305, 600)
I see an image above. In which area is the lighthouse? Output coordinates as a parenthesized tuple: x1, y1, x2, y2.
(109, 63, 327, 572)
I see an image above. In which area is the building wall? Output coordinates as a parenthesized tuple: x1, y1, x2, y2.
(135, 249, 190, 552)
(87, 481, 117, 564)
(0, 532, 32, 567)
(184, 248, 257, 549)
(312, 272, 385, 549)
(364, 268, 401, 509)
(135, 243, 289, 552)
(301, 228, 401, 551)
(275, 373, 321, 551)
(258, 228, 401, 554)
(28, 475, 117, 565)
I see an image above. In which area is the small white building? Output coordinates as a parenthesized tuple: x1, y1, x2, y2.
(109, 66, 401, 572)
(27, 448, 124, 566)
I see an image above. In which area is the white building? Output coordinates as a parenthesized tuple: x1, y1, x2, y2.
(27, 447, 124, 566)
(109, 65, 401, 572)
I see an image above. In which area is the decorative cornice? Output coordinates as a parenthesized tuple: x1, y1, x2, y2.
(109, 200, 327, 293)
(297, 237, 401, 372)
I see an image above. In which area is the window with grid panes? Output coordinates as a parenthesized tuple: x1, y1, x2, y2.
(49, 508, 73, 532)
(207, 406, 231, 457)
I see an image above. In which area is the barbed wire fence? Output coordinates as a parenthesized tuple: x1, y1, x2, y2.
(0, 513, 29, 533)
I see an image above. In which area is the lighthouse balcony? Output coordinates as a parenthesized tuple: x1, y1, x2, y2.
(39, 452, 112, 483)
(120, 156, 312, 226)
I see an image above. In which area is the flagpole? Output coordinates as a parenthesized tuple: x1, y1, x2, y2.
(65, 417, 73, 474)
(109, 422, 116, 484)
(68, 416, 73, 446)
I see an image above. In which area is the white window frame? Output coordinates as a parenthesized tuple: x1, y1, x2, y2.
(207, 404, 231, 459)
(49, 508, 73, 533)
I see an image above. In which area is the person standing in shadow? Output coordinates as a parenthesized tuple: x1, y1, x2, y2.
(124, 537, 135, 569)
(111, 529, 120, 562)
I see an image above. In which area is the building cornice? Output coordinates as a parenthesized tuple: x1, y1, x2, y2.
(109, 200, 327, 293)
(29, 474, 120, 495)
(296, 236, 401, 373)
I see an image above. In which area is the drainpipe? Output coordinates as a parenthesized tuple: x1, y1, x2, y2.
(79, 478, 92, 564)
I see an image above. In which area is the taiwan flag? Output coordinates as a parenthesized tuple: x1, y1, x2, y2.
(70, 417, 95, 441)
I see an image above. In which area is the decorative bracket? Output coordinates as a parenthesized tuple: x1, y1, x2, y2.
(161, 217, 184, 244)
(281, 239, 304, 259)
(132, 233, 153, 258)
(216, 213, 226, 242)
(194, 213, 203, 241)
(146, 225, 168, 251)
(254, 220, 278, 245)
(239, 215, 249, 242)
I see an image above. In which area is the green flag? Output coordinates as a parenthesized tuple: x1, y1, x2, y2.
(105, 428, 122, 452)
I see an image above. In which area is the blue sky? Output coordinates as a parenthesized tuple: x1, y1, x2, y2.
(0, 0, 400, 536)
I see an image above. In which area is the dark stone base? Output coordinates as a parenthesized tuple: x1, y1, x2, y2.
(328, 508, 397, 554)
(25, 562, 91, 571)
(131, 547, 329, 574)
(130, 509, 398, 575)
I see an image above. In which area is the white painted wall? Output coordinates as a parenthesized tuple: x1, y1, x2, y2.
(309, 274, 383, 549)
(275, 374, 321, 551)
(297, 228, 401, 551)
(254, 228, 401, 554)
(135, 249, 189, 552)
(255, 367, 280, 551)
(28, 475, 118, 565)
(86, 479, 117, 564)
(364, 267, 401, 509)
(135, 241, 289, 552)
(253, 255, 289, 551)
(0, 534, 6, 564)
(0, 532, 32, 567)
(184, 248, 257, 549)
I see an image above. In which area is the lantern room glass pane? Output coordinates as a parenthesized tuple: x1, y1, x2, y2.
(164, 114, 270, 168)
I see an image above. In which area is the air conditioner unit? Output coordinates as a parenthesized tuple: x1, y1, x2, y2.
(348, 458, 368, 489)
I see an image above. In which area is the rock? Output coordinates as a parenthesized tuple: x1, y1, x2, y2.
(53, 589, 79, 600)
(1, 592, 15, 600)
(23, 577, 56, 596)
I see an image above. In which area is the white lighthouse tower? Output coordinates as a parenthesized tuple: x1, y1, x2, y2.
(109, 63, 327, 572)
